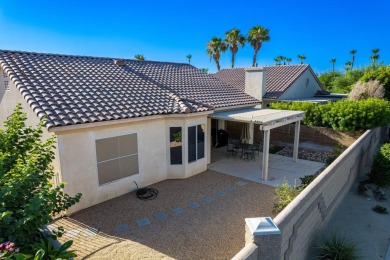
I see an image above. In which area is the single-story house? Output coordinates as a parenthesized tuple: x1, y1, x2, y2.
(213, 65, 343, 106)
(0, 50, 304, 213)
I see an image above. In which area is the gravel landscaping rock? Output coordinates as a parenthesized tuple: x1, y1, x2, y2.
(60, 170, 275, 259)
(276, 146, 335, 163)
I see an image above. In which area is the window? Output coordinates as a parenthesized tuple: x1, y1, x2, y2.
(2, 71, 7, 78)
(95, 134, 139, 185)
(188, 124, 205, 163)
(4, 81, 9, 91)
(170, 127, 182, 164)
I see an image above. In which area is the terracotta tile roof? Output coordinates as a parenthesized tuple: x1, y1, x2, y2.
(0, 50, 260, 128)
(213, 65, 322, 99)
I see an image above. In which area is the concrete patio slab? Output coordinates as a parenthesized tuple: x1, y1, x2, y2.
(136, 218, 151, 227)
(225, 186, 236, 191)
(208, 153, 325, 187)
(154, 213, 168, 220)
(172, 208, 185, 215)
(215, 191, 226, 197)
(115, 224, 130, 233)
(188, 201, 201, 208)
(203, 196, 214, 203)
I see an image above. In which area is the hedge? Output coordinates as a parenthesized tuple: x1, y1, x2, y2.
(369, 143, 390, 186)
(269, 98, 390, 131)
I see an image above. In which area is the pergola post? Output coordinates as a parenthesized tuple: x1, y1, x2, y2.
(262, 129, 270, 181)
(293, 120, 301, 162)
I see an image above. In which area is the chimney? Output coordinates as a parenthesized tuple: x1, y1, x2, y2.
(244, 67, 267, 103)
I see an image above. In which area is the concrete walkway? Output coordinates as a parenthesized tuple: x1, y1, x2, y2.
(208, 153, 325, 187)
(323, 169, 390, 259)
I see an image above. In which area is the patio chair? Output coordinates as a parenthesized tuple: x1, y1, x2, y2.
(243, 146, 256, 161)
(253, 142, 262, 155)
(226, 143, 238, 159)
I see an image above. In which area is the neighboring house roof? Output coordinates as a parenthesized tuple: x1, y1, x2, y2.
(0, 50, 260, 128)
(213, 65, 323, 99)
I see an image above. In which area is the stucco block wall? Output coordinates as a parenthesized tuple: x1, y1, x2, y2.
(56, 115, 208, 213)
(271, 127, 383, 259)
(279, 69, 322, 100)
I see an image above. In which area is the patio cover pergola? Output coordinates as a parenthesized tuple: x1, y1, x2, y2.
(209, 107, 305, 181)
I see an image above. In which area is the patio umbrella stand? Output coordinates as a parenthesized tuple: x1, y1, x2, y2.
(133, 181, 158, 200)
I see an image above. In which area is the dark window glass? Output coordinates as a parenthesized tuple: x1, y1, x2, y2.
(170, 127, 182, 164)
(197, 125, 205, 159)
(188, 126, 196, 163)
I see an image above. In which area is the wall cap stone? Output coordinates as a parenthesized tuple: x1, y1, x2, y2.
(245, 217, 281, 236)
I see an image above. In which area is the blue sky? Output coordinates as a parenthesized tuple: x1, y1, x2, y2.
(0, 0, 389, 73)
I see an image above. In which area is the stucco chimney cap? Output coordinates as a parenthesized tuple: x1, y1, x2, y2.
(245, 67, 267, 72)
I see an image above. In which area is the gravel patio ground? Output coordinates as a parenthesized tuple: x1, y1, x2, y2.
(55, 170, 276, 259)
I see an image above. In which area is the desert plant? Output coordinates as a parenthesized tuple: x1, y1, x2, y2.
(348, 80, 385, 100)
(32, 239, 77, 260)
(273, 179, 302, 214)
(299, 174, 317, 188)
(372, 205, 388, 214)
(326, 143, 344, 164)
(134, 54, 145, 61)
(314, 233, 360, 260)
(330, 59, 337, 73)
(247, 25, 270, 67)
(360, 65, 390, 100)
(0, 105, 82, 248)
(350, 49, 357, 70)
(298, 54, 306, 64)
(369, 143, 390, 186)
(225, 28, 246, 68)
(206, 37, 227, 71)
(186, 54, 192, 64)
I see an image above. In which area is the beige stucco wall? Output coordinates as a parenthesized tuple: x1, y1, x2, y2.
(273, 127, 382, 259)
(279, 69, 322, 100)
(0, 70, 61, 179)
(55, 114, 208, 213)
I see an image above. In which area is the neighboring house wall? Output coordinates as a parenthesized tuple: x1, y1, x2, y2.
(54, 114, 208, 213)
(0, 72, 62, 184)
(279, 69, 322, 100)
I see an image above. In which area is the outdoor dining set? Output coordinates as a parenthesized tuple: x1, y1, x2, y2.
(226, 139, 261, 161)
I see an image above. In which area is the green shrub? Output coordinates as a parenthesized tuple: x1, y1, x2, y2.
(273, 179, 302, 214)
(314, 233, 360, 260)
(369, 143, 390, 186)
(0, 105, 82, 248)
(270, 99, 390, 132)
(299, 175, 316, 188)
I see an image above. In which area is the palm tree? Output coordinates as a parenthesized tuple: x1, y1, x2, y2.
(345, 61, 352, 71)
(297, 54, 306, 64)
(350, 49, 356, 69)
(186, 54, 192, 64)
(206, 37, 227, 71)
(286, 57, 292, 65)
(330, 58, 336, 73)
(274, 57, 282, 66)
(371, 48, 380, 68)
(247, 25, 270, 67)
(134, 54, 145, 61)
(225, 28, 246, 68)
